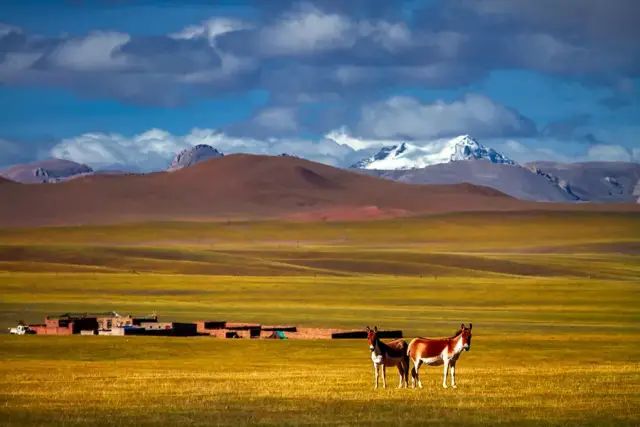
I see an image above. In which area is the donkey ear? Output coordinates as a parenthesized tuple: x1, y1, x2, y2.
(461, 323, 465, 330)
(374, 326, 378, 332)
(469, 323, 473, 330)
(365, 326, 370, 332)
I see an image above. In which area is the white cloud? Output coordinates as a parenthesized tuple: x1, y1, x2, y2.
(257, 6, 412, 56)
(253, 107, 298, 132)
(324, 127, 399, 150)
(50, 31, 130, 71)
(492, 137, 640, 164)
(357, 20, 412, 51)
(50, 130, 184, 171)
(357, 94, 536, 140)
(170, 17, 250, 46)
(170, 18, 255, 85)
(586, 144, 633, 162)
(0, 52, 42, 80)
(503, 139, 529, 154)
(492, 139, 576, 163)
(260, 6, 355, 55)
(49, 128, 354, 171)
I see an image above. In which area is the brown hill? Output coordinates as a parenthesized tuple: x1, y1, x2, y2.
(0, 176, 15, 184)
(0, 154, 635, 227)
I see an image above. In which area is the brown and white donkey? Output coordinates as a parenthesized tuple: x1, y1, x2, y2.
(408, 323, 473, 389)
(366, 326, 409, 389)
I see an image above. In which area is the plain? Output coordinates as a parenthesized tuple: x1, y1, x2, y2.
(1, 211, 639, 426)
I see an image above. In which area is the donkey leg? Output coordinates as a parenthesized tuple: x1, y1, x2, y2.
(442, 361, 450, 389)
(373, 364, 379, 390)
(382, 365, 387, 389)
(404, 357, 410, 388)
(397, 364, 405, 388)
(450, 362, 457, 389)
(400, 359, 409, 388)
(414, 359, 423, 389)
(409, 360, 416, 388)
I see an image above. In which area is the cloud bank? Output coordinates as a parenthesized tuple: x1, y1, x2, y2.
(47, 127, 639, 173)
(1, 0, 638, 106)
(49, 128, 354, 172)
(356, 94, 537, 140)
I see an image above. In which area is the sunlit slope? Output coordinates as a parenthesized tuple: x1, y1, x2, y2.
(0, 212, 638, 277)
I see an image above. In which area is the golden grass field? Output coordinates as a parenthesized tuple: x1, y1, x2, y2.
(1, 211, 639, 426)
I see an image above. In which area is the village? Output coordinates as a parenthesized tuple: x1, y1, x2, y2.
(10, 312, 403, 340)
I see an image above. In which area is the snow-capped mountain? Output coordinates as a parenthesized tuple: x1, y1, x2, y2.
(351, 135, 514, 170)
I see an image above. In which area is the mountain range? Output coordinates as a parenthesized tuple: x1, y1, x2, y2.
(0, 154, 536, 227)
(352, 135, 640, 203)
(1, 137, 639, 211)
(352, 135, 514, 169)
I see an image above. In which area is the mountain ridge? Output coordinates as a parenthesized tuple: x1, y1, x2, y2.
(0, 153, 552, 228)
(352, 135, 514, 170)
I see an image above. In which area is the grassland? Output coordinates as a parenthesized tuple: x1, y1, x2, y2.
(1, 211, 639, 426)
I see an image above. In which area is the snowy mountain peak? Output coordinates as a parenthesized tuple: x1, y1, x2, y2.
(352, 135, 514, 170)
(448, 135, 513, 164)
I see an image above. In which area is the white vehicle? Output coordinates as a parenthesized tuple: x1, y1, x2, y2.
(8, 324, 34, 335)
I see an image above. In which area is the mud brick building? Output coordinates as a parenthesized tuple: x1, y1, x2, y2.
(96, 313, 158, 331)
(27, 312, 402, 340)
(30, 313, 100, 335)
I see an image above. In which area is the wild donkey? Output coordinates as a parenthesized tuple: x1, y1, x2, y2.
(408, 323, 473, 389)
(366, 326, 409, 389)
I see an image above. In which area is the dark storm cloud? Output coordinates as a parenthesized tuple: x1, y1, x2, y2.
(413, 0, 640, 79)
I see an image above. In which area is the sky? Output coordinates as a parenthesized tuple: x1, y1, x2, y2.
(0, 0, 639, 171)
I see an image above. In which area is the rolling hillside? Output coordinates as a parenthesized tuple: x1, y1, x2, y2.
(0, 154, 530, 227)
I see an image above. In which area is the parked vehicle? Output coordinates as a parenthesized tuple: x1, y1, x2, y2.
(8, 324, 34, 335)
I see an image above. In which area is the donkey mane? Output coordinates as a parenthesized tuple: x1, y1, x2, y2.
(448, 329, 463, 339)
(415, 329, 463, 341)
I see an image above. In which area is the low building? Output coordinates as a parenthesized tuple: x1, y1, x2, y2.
(196, 320, 401, 340)
(224, 323, 262, 339)
(29, 312, 402, 340)
(30, 312, 158, 336)
(96, 312, 157, 331)
(31, 313, 100, 335)
(137, 322, 198, 336)
(197, 321, 263, 338)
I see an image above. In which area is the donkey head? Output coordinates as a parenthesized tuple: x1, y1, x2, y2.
(459, 323, 473, 351)
(365, 326, 378, 351)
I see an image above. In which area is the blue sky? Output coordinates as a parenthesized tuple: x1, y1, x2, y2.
(0, 0, 638, 170)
